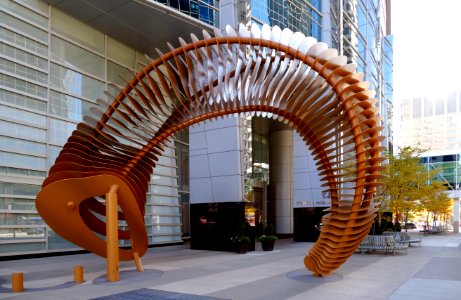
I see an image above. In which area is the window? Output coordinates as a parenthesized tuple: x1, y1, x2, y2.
(51, 36, 105, 79)
(50, 63, 104, 100)
(50, 7, 104, 54)
(423, 97, 433, 117)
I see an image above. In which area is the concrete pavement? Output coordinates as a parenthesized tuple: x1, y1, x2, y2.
(0, 232, 460, 299)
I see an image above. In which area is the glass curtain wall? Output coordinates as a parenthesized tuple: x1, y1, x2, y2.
(400, 91, 461, 151)
(0, 0, 182, 256)
(242, 1, 323, 200)
(251, 0, 323, 40)
(154, 0, 220, 27)
(422, 154, 461, 191)
(329, 0, 393, 147)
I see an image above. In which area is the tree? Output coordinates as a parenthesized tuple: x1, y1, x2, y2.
(379, 146, 446, 230)
(418, 182, 452, 229)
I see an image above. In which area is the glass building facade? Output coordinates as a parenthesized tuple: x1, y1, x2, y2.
(0, 0, 191, 256)
(421, 154, 461, 191)
(251, 0, 322, 40)
(155, 0, 220, 27)
(400, 91, 461, 195)
(400, 91, 461, 151)
(327, 0, 393, 147)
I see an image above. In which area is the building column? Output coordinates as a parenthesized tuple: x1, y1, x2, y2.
(270, 130, 293, 235)
(454, 198, 460, 233)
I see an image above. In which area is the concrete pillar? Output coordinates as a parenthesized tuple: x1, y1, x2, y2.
(270, 130, 293, 234)
(453, 198, 460, 233)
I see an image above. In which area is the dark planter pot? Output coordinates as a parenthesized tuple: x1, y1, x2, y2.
(261, 240, 275, 251)
(235, 242, 249, 254)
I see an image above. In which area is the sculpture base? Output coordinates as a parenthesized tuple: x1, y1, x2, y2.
(287, 270, 343, 283)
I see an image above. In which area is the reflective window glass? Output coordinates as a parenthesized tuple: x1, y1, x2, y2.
(0, 119, 46, 141)
(0, 0, 48, 28)
(48, 118, 76, 146)
(0, 151, 45, 170)
(0, 166, 45, 178)
(0, 73, 47, 98)
(48, 145, 62, 167)
(447, 92, 456, 113)
(47, 230, 78, 250)
(0, 104, 46, 127)
(0, 27, 47, 56)
(50, 63, 105, 100)
(0, 42, 47, 70)
(401, 99, 410, 119)
(413, 98, 421, 118)
(51, 36, 105, 79)
(0, 212, 42, 225)
(0, 11, 47, 42)
(424, 98, 433, 117)
(107, 37, 135, 68)
(51, 7, 104, 54)
(0, 197, 36, 210)
(435, 98, 444, 115)
(15, 0, 48, 15)
(0, 89, 47, 112)
(107, 61, 132, 87)
(0, 57, 47, 84)
(49, 91, 93, 122)
(0, 182, 40, 196)
(0, 242, 46, 253)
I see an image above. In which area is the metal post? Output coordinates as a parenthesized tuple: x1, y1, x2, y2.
(453, 198, 460, 233)
(73, 265, 84, 283)
(106, 185, 119, 282)
(11, 272, 23, 292)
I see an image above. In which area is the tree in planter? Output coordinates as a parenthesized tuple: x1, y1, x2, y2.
(257, 224, 277, 251)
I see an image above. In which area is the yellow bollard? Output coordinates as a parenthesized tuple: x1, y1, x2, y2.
(106, 184, 119, 282)
(133, 252, 144, 272)
(74, 265, 84, 283)
(11, 272, 23, 292)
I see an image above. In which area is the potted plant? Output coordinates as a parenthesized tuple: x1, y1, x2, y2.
(231, 234, 250, 254)
(258, 224, 278, 251)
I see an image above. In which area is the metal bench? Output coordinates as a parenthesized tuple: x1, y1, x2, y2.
(358, 235, 408, 255)
(385, 236, 408, 255)
(398, 232, 421, 247)
(383, 231, 421, 247)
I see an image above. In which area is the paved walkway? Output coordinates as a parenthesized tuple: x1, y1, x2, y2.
(0, 232, 460, 299)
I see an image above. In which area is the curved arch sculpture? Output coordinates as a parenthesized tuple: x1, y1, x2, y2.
(36, 23, 385, 276)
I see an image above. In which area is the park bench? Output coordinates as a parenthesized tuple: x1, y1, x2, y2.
(358, 235, 408, 255)
(383, 231, 421, 247)
(420, 225, 447, 235)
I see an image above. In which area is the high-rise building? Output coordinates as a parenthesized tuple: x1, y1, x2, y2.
(398, 91, 461, 231)
(326, 0, 393, 148)
(0, 0, 392, 256)
(399, 92, 461, 152)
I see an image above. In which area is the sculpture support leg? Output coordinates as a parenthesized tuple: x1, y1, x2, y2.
(133, 252, 144, 272)
(106, 185, 119, 282)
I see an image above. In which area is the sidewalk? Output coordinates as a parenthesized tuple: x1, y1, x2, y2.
(1, 232, 460, 300)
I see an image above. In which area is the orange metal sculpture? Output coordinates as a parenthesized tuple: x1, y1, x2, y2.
(36, 23, 385, 276)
